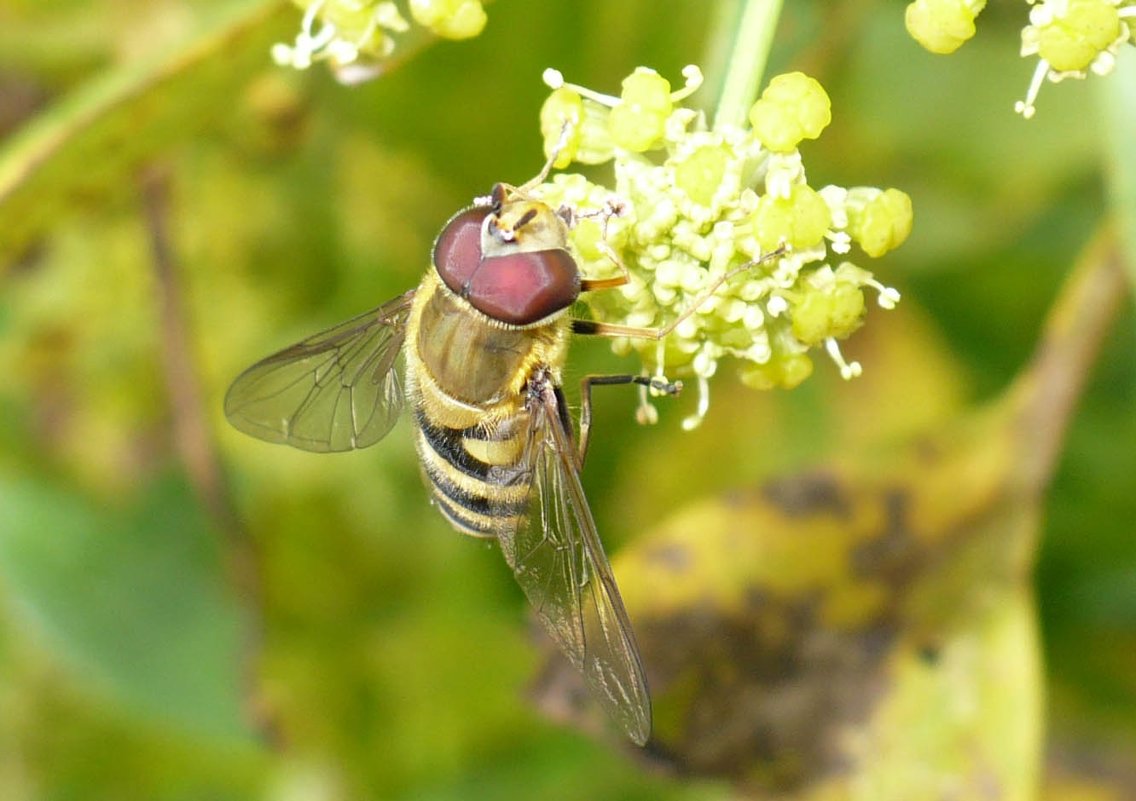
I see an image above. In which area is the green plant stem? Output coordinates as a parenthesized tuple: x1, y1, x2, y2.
(711, 0, 783, 131)
(1097, 46, 1136, 292)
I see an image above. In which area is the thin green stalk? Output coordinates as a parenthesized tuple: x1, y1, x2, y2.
(1097, 46, 1136, 293)
(711, 0, 783, 131)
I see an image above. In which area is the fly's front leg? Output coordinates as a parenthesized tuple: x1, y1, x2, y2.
(570, 198, 634, 295)
(577, 374, 681, 466)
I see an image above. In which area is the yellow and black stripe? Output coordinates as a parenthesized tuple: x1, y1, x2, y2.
(413, 406, 530, 537)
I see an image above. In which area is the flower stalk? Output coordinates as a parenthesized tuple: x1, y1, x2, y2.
(711, 0, 785, 131)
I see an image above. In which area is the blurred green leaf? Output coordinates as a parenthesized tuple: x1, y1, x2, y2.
(0, 473, 249, 739)
(534, 232, 1127, 800)
(0, 0, 290, 264)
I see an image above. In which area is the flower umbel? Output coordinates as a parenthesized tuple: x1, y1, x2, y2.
(272, 0, 487, 83)
(534, 66, 910, 428)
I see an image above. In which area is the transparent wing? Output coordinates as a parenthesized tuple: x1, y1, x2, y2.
(492, 377, 652, 745)
(224, 291, 415, 452)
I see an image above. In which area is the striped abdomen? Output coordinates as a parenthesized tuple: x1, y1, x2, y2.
(405, 270, 570, 538)
(412, 407, 530, 537)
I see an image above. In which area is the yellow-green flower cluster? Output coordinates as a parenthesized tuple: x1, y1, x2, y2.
(271, 0, 487, 82)
(534, 67, 909, 428)
(905, 0, 987, 54)
(1017, 0, 1133, 117)
(905, 0, 1136, 118)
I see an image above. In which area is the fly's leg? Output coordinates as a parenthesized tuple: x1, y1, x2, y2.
(575, 198, 633, 294)
(567, 198, 785, 453)
(576, 374, 681, 466)
(570, 250, 783, 443)
(574, 245, 787, 343)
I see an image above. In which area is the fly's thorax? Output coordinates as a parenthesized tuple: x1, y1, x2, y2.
(406, 270, 570, 429)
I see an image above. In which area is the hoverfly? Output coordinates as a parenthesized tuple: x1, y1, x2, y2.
(225, 169, 685, 746)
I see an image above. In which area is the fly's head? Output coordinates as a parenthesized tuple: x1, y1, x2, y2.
(433, 185, 580, 326)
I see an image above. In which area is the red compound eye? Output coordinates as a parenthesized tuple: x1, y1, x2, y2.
(464, 249, 580, 325)
(433, 206, 490, 295)
(433, 202, 580, 325)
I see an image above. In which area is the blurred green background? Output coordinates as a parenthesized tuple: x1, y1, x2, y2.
(0, 0, 1133, 799)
